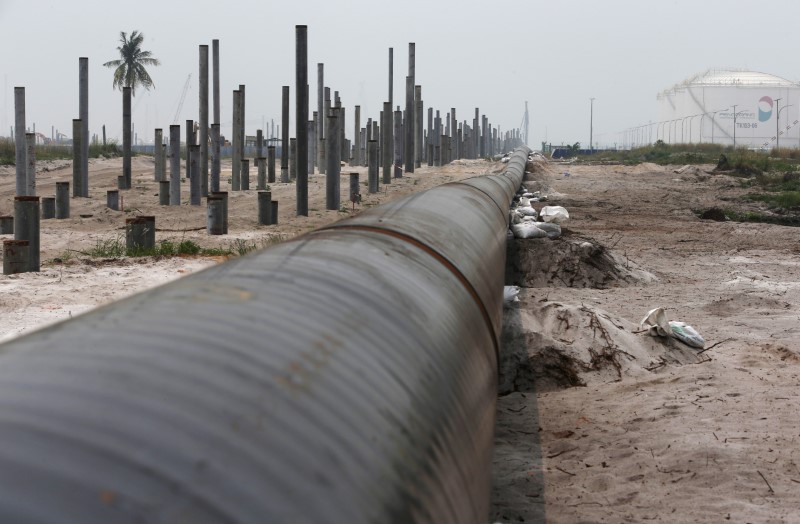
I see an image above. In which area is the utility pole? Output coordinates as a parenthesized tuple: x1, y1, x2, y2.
(589, 97, 595, 152)
(732, 104, 738, 149)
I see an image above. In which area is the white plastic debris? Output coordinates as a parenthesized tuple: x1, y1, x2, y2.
(503, 286, 520, 306)
(640, 307, 705, 348)
(539, 206, 569, 224)
(511, 223, 548, 239)
(519, 196, 531, 207)
(517, 206, 537, 218)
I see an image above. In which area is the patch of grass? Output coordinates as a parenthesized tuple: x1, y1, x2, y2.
(85, 235, 127, 257)
(82, 236, 233, 258)
(746, 191, 800, 210)
(230, 238, 257, 256)
(722, 208, 800, 226)
(0, 138, 123, 165)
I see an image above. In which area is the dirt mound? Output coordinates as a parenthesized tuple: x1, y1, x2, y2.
(499, 297, 703, 393)
(698, 207, 727, 221)
(505, 233, 657, 289)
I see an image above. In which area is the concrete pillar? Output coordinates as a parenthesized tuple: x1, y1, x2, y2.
(169, 124, 181, 205)
(14, 87, 26, 196)
(339, 107, 347, 163)
(79, 57, 89, 197)
(106, 189, 119, 211)
(289, 138, 297, 182)
(55, 182, 69, 219)
(394, 108, 403, 180)
(122, 87, 132, 189)
(270, 200, 279, 225)
(388, 47, 393, 108)
(404, 75, 414, 173)
(349, 173, 359, 205)
(414, 85, 422, 168)
(126, 216, 155, 254)
(238, 84, 246, 190)
(474, 108, 480, 159)
(258, 191, 272, 225)
(426, 107, 433, 164)
(154, 128, 163, 181)
(307, 120, 316, 174)
(405, 42, 415, 173)
(232, 89, 241, 190)
(211, 191, 229, 234)
(41, 198, 55, 219)
(312, 111, 318, 171)
(257, 157, 267, 190)
(268, 146, 276, 183)
(0, 216, 13, 234)
(354, 105, 361, 166)
(256, 129, 263, 161)
(185, 119, 195, 177)
(14, 196, 39, 272)
(450, 109, 458, 160)
(240, 158, 250, 191)
(199, 44, 209, 197)
(3, 240, 29, 275)
(295, 25, 309, 216)
(211, 123, 221, 192)
(207, 196, 225, 235)
(381, 102, 392, 184)
(325, 109, 340, 210)
(159, 181, 170, 205)
(25, 133, 35, 196)
(281, 85, 289, 183)
(317, 63, 324, 169)
(368, 140, 378, 194)
(72, 119, 82, 197)
(212, 39, 220, 125)
(161, 144, 167, 186)
(321, 87, 330, 175)
(190, 145, 202, 204)
(481, 115, 487, 158)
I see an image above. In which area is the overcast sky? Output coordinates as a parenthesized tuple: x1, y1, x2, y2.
(2, 0, 799, 150)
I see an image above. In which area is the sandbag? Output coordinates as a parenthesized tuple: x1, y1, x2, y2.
(511, 223, 547, 239)
(540, 205, 569, 224)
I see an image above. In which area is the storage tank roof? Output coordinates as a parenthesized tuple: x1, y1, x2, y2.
(660, 69, 798, 97)
(689, 69, 796, 87)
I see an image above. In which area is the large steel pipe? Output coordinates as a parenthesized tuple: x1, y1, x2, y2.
(0, 147, 530, 523)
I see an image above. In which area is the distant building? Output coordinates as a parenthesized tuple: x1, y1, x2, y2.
(657, 69, 800, 149)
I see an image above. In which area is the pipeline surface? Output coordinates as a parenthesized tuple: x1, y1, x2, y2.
(0, 146, 530, 523)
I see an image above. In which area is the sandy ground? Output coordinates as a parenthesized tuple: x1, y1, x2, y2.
(0, 156, 498, 341)
(492, 159, 800, 522)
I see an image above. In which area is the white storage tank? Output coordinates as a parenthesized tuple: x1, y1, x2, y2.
(656, 69, 800, 149)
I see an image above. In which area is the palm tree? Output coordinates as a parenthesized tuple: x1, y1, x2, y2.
(103, 31, 160, 96)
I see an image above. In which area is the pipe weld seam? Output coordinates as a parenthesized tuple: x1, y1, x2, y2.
(317, 224, 500, 362)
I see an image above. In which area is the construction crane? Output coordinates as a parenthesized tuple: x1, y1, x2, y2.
(172, 74, 192, 124)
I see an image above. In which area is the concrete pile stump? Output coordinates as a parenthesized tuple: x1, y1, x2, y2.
(14, 196, 39, 272)
(3, 240, 29, 275)
(207, 196, 225, 235)
(0, 216, 13, 234)
(55, 182, 70, 218)
(258, 191, 273, 225)
(41, 197, 55, 219)
(126, 216, 156, 255)
(107, 190, 120, 211)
